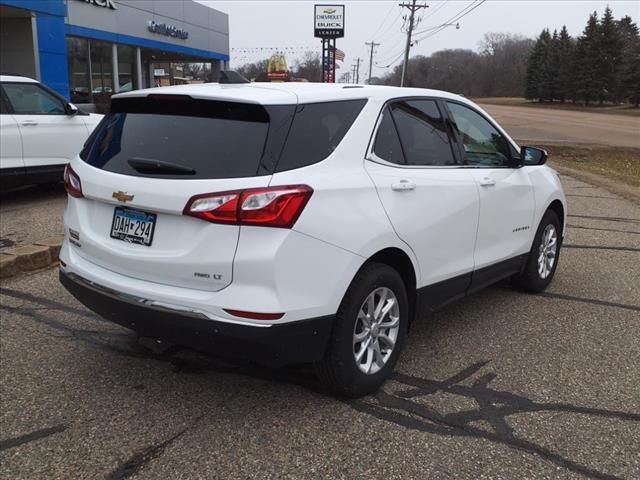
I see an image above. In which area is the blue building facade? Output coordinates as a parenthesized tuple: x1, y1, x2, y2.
(0, 0, 229, 104)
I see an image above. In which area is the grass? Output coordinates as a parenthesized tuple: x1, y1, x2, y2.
(474, 97, 640, 117)
(541, 144, 640, 188)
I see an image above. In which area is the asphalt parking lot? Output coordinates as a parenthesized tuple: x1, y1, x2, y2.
(1, 174, 639, 480)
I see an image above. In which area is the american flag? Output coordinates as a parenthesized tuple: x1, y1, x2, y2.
(331, 46, 345, 62)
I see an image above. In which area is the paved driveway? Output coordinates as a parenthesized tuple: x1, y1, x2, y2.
(480, 104, 640, 148)
(1, 175, 639, 480)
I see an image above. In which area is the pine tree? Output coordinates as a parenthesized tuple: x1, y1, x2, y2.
(556, 26, 575, 103)
(617, 15, 640, 104)
(620, 37, 640, 107)
(597, 6, 624, 103)
(574, 12, 600, 105)
(525, 29, 552, 101)
(540, 30, 561, 101)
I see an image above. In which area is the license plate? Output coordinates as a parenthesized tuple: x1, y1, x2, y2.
(110, 207, 156, 246)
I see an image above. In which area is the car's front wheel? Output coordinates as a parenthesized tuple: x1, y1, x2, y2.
(514, 210, 562, 293)
(316, 263, 408, 397)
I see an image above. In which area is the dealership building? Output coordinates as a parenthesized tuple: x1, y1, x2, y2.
(0, 0, 229, 108)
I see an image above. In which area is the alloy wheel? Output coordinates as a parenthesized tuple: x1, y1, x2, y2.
(352, 287, 400, 375)
(537, 224, 558, 279)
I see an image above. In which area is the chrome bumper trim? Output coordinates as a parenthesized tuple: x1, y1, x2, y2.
(64, 271, 272, 328)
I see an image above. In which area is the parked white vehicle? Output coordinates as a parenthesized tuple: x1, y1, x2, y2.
(0, 75, 103, 189)
(59, 81, 566, 397)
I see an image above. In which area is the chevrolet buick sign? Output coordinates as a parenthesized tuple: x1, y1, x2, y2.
(147, 21, 189, 40)
(314, 4, 344, 38)
(78, 0, 117, 9)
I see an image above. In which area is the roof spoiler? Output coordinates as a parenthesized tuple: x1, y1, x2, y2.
(209, 70, 250, 84)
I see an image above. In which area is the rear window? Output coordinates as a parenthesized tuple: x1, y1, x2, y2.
(275, 99, 367, 172)
(81, 96, 295, 179)
(81, 96, 365, 179)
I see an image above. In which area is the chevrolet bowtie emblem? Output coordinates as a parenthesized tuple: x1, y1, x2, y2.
(112, 191, 134, 203)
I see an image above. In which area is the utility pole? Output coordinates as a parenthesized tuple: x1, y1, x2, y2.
(353, 57, 361, 84)
(399, 1, 428, 87)
(365, 41, 380, 84)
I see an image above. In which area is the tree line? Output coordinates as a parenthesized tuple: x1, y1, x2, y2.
(375, 32, 533, 98)
(525, 7, 639, 106)
(232, 7, 638, 106)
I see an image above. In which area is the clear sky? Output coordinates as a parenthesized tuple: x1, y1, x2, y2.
(201, 0, 640, 76)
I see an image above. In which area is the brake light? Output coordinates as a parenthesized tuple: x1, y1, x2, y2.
(64, 165, 83, 198)
(183, 185, 313, 228)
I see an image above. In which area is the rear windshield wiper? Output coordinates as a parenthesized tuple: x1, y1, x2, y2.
(128, 157, 196, 175)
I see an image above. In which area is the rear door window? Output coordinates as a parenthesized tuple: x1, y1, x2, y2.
(390, 100, 456, 166)
(81, 96, 295, 179)
(276, 99, 367, 172)
(372, 106, 405, 165)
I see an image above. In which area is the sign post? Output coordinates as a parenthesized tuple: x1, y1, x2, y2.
(314, 5, 344, 83)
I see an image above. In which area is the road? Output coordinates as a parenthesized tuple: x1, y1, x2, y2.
(1, 174, 639, 480)
(480, 104, 640, 148)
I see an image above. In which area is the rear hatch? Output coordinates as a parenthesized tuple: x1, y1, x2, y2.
(69, 92, 297, 291)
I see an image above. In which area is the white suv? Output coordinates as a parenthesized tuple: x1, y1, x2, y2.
(59, 82, 566, 397)
(0, 75, 102, 189)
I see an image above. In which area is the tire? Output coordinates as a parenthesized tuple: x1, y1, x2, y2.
(316, 262, 409, 398)
(514, 210, 562, 293)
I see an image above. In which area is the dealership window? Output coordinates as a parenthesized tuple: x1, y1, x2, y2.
(67, 37, 91, 105)
(89, 40, 113, 109)
(117, 45, 138, 93)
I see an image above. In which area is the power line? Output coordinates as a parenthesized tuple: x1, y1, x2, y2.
(371, 0, 486, 75)
(413, 0, 485, 38)
(365, 41, 380, 83)
(352, 57, 361, 84)
(376, 9, 404, 42)
(368, 1, 399, 40)
(352, 1, 399, 72)
(421, 0, 449, 22)
(399, 1, 429, 87)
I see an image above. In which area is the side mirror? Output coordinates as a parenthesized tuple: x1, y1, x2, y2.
(521, 146, 548, 166)
(66, 102, 79, 116)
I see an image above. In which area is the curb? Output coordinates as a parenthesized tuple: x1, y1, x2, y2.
(0, 236, 63, 279)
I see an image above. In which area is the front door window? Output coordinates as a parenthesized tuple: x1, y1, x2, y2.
(447, 102, 513, 167)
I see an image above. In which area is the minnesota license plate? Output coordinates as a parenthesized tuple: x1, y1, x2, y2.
(110, 207, 156, 246)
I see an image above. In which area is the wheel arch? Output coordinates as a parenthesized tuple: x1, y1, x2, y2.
(547, 199, 565, 237)
(365, 247, 418, 323)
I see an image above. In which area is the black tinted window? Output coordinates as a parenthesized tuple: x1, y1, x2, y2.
(390, 100, 456, 166)
(447, 102, 512, 167)
(82, 97, 294, 179)
(276, 99, 367, 172)
(373, 107, 404, 164)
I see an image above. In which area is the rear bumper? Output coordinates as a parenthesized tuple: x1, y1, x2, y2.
(60, 270, 334, 367)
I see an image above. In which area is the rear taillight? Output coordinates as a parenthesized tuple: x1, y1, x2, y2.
(183, 185, 313, 229)
(64, 164, 83, 198)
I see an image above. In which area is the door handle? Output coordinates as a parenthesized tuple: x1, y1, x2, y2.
(21, 121, 39, 126)
(391, 180, 416, 191)
(479, 177, 496, 187)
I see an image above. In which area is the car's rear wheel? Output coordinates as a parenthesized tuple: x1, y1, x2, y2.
(514, 210, 561, 293)
(316, 263, 408, 397)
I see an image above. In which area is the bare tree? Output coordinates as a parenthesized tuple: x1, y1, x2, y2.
(380, 32, 534, 97)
